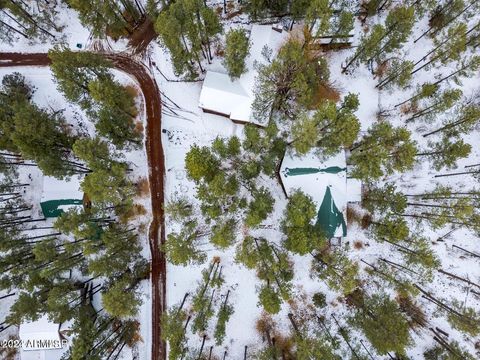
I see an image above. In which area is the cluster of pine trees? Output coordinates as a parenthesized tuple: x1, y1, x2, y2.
(0, 54, 146, 356)
(162, 0, 480, 358)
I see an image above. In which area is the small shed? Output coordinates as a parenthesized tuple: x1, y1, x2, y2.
(19, 315, 69, 360)
(199, 24, 288, 125)
(40, 176, 84, 218)
(280, 149, 351, 239)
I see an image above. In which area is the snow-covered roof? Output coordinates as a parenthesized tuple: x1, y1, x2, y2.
(41, 175, 83, 202)
(347, 178, 362, 203)
(280, 149, 348, 238)
(40, 175, 84, 217)
(199, 25, 287, 125)
(19, 315, 62, 351)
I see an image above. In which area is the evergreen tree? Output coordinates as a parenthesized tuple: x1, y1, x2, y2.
(351, 293, 411, 356)
(281, 190, 326, 255)
(363, 183, 407, 214)
(88, 77, 141, 148)
(49, 47, 112, 109)
(343, 6, 415, 71)
(312, 249, 359, 294)
(349, 122, 417, 180)
(252, 38, 330, 123)
(154, 0, 222, 77)
(68, 0, 144, 39)
(236, 236, 293, 314)
(161, 306, 188, 360)
(245, 187, 274, 228)
(371, 215, 410, 243)
(291, 93, 360, 157)
(447, 300, 480, 336)
(223, 28, 250, 79)
(245, 0, 289, 19)
(0, 72, 33, 152)
(164, 220, 207, 265)
(102, 277, 142, 318)
(11, 102, 77, 178)
(417, 135, 471, 170)
(423, 341, 476, 360)
(0, 0, 58, 42)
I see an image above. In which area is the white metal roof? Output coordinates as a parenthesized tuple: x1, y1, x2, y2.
(41, 175, 83, 202)
(199, 25, 287, 125)
(19, 315, 61, 351)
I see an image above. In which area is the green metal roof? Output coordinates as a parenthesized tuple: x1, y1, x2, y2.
(316, 186, 347, 238)
(40, 199, 83, 218)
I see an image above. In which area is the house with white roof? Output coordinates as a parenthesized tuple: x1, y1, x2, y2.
(19, 315, 69, 360)
(280, 149, 361, 240)
(199, 24, 287, 126)
(40, 175, 85, 218)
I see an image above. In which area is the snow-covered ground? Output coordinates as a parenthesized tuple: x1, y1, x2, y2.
(1, 1, 480, 359)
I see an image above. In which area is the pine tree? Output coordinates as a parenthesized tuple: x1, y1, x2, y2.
(0, 0, 58, 41)
(0, 72, 33, 152)
(245, 0, 289, 19)
(73, 137, 123, 171)
(312, 250, 359, 294)
(291, 93, 360, 156)
(161, 306, 189, 360)
(214, 291, 234, 345)
(11, 102, 77, 178)
(417, 135, 471, 170)
(81, 162, 134, 205)
(223, 28, 250, 79)
(423, 102, 480, 137)
(245, 187, 274, 228)
(185, 144, 220, 182)
(154, 0, 222, 77)
(371, 215, 410, 243)
(305, 0, 332, 36)
(68, 0, 144, 39)
(102, 277, 142, 318)
(423, 341, 476, 360)
(252, 38, 330, 123)
(236, 236, 293, 314)
(281, 190, 326, 255)
(363, 183, 407, 214)
(211, 218, 237, 248)
(447, 300, 480, 336)
(49, 47, 112, 109)
(164, 220, 207, 265)
(351, 293, 411, 356)
(343, 5, 415, 71)
(378, 59, 414, 89)
(88, 77, 141, 148)
(349, 122, 417, 180)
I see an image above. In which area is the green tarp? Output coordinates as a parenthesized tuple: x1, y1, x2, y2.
(40, 199, 83, 218)
(283, 166, 346, 177)
(316, 187, 347, 238)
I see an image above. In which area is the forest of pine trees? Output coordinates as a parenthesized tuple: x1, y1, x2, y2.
(0, 0, 480, 359)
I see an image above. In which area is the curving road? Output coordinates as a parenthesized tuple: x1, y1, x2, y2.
(0, 52, 167, 360)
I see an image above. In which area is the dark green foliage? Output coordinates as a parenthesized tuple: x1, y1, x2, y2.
(351, 293, 411, 356)
(236, 236, 293, 313)
(224, 29, 250, 79)
(154, 0, 222, 77)
(312, 292, 327, 308)
(423, 341, 476, 360)
(281, 190, 326, 255)
(291, 94, 360, 157)
(252, 38, 330, 123)
(350, 122, 417, 180)
(49, 47, 140, 148)
(68, 0, 143, 39)
(161, 306, 188, 360)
